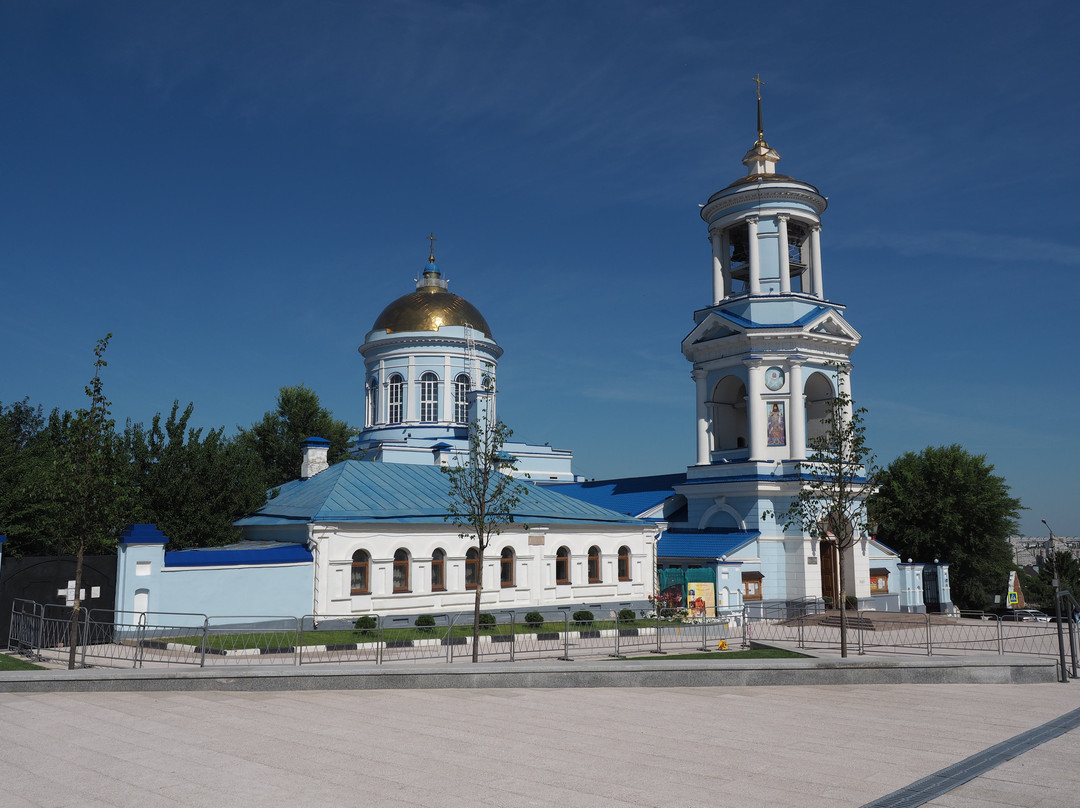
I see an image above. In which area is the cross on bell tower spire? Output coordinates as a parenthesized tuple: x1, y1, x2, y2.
(752, 73, 767, 147)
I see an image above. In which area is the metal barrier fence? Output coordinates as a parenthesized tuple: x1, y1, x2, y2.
(7, 600, 1078, 679)
(7, 602, 746, 668)
(743, 607, 1080, 679)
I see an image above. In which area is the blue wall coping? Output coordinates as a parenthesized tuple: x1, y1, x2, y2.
(119, 524, 170, 545)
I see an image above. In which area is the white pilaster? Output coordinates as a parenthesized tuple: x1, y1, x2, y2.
(777, 214, 791, 295)
(721, 230, 732, 298)
(406, 356, 415, 423)
(745, 361, 765, 460)
(810, 225, 824, 299)
(710, 230, 723, 305)
(788, 359, 805, 460)
(441, 356, 452, 422)
(747, 217, 761, 294)
(694, 368, 710, 465)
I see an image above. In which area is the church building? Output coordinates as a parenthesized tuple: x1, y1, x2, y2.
(111, 84, 951, 626)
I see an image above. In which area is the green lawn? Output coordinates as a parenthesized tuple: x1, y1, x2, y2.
(0, 653, 46, 671)
(159, 619, 690, 651)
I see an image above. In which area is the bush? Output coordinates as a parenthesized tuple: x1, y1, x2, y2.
(618, 608, 636, 622)
(478, 613, 496, 626)
(415, 614, 436, 631)
(354, 615, 377, 633)
(524, 611, 544, 628)
(572, 610, 594, 625)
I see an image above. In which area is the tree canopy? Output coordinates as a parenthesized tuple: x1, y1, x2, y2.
(1, 377, 354, 556)
(869, 444, 1021, 610)
(125, 402, 269, 549)
(239, 385, 357, 488)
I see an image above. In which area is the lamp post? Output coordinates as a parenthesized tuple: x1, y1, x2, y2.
(1042, 519, 1068, 683)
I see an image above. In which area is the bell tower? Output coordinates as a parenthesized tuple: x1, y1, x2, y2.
(683, 78, 861, 477)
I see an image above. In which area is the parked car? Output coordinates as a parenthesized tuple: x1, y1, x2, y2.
(1002, 609, 1051, 622)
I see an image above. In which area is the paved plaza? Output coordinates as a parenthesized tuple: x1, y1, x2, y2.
(2, 673, 1079, 807)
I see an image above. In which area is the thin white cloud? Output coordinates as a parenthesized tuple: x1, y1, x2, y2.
(835, 228, 1080, 267)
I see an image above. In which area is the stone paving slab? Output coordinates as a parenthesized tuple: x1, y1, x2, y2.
(2, 682, 1079, 807)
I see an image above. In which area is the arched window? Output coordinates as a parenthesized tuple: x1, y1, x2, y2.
(500, 547, 515, 588)
(387, 374, 404, 424)
(393, 549, 410, 593)
(588, 546, 602, 583)
(711, 375, 749, 452)
(366, 378, 379, 427)
(420, 372, 439, 422)
(454, 373, 471, 423)
(431, 548, 445, 591)
(465, 548, 479, 589)
(351, 550, 370, 595)
(556, 547, 570, 585)
(805, 372, 836, 444)
(618, 546, 632, 581)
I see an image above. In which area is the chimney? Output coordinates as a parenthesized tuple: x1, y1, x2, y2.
(300, 437, 331, 480)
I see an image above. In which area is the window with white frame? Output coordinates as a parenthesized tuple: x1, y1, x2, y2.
(454, 374, 471, 423)
(387, 374, 403, 424)
(420, 372, 439, 422)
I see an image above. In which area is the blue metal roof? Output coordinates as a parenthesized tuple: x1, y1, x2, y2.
(540, 473, 686, 517)
(658, 530, 758, 559)
(165, 541, 313, 567)
(236, 461, 647, 527)
(712, 305, 831, 330)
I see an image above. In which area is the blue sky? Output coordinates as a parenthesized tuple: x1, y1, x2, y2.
(3, 1, 1078, 538)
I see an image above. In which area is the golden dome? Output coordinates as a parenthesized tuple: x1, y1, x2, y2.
(371, 263, 493, 338)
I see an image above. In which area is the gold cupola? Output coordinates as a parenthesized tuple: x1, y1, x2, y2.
(370, 237, 493, 338)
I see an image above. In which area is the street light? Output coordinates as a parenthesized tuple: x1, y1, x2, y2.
(1042, 519, 1068, 683)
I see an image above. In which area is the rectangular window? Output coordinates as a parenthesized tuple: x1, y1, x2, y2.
(388, 379, 403, 424)
(420, 375, 439, 422)
(556, 552, 569, 585)
(588, 549, 601, 583)
(454, 378, 470, 422)
(351, 564, 369, 595)
(431, 553, 445, 591)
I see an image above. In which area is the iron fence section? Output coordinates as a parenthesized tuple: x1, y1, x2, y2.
(8, 597, 1079, 675)
(7, 599, 44, 659)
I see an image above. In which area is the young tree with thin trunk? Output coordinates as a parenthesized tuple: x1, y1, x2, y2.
(443, 415, 526, 662)
(770, 365, 877, 658)
(66, 334, 128, 668)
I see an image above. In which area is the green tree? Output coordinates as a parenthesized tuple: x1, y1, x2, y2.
(868, 445, 1021, 610)
(1017, 549, 1080, 610)
(240, 385, 356, 488)
(0, 399, 57, 555)
(65, 334, 130, 668)
(443, 415, 527, 662)
(769, 366, 877, 658)
(126, 402, 268, 549)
